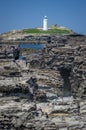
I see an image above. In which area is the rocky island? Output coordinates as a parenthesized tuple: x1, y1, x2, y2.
(0, 28, 86, 130)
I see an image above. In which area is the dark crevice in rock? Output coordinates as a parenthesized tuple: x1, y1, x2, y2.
(58, 65, 72, 97)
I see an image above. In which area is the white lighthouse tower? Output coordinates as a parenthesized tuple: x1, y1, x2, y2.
(43, 16, 48, 31)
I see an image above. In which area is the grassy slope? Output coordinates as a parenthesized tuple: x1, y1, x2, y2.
(22, 28, 71, 35)
(0, 27, 72, 41)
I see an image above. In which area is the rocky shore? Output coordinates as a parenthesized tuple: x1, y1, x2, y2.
(0, 34, 86, 130)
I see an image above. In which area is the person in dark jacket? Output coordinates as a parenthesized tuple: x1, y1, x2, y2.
(13, 46, 20, 61)
(47, 36, 51, 43)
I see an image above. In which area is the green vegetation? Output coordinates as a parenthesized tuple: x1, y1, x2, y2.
(23, 29, 40, 34)
(23, 28, 71, 35)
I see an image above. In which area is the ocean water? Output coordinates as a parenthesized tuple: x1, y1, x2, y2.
(19, 43, 44, 60)
(19, 43, 44, 50)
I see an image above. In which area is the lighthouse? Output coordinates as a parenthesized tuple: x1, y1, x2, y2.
(43, 16, 48, 31)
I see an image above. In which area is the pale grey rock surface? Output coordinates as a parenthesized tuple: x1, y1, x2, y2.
(0, 34, 86, 129)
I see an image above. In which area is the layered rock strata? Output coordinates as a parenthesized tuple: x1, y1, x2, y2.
(0, 34, 86, 129)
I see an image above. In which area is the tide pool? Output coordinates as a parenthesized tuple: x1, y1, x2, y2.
(19, 43, 44, 50)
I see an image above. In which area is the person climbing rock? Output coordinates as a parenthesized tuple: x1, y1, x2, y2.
(47, 36, 51, 43)
(13, 46, 20, 61)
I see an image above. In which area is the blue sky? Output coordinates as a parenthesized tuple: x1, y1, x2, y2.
(0, 0, 86, 35)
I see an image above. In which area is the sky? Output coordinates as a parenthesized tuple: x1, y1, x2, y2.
(0, 0, 86, 35)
